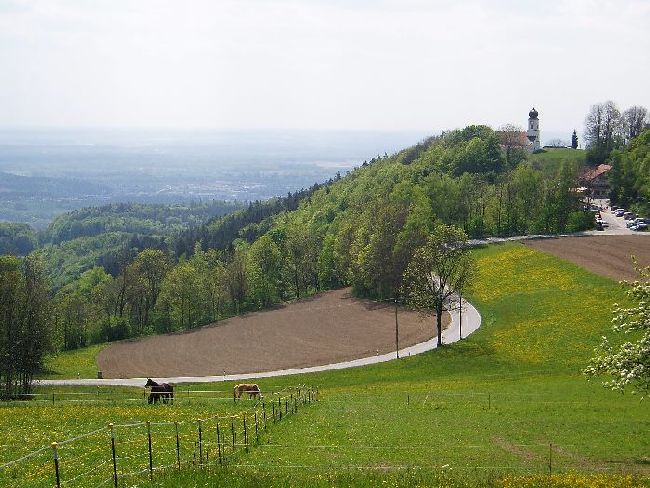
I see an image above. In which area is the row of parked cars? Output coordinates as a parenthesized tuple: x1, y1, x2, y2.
(612, 206, 648, 231)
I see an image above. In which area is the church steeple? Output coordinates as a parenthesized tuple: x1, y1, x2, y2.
(527, 107, 540, 152)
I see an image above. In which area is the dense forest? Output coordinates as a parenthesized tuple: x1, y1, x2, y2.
(2, 120, 648, 394)
(583, 100, 649, 215)
(36, 125, 600, 352)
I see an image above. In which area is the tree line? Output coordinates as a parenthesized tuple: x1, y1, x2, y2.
(4, 122, 639, 393)
(583, 101, 649, 215)
(40, 125, 596, 351)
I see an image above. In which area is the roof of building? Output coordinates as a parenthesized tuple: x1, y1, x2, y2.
(581, 164, 612, 182)
(495, 130, 528, 147)
(528, 107, 538, 119)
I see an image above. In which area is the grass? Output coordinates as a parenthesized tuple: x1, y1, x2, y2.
(3, 242, 650, 487)
(41, 343, 106, 379)
(528, 147, 586, 176)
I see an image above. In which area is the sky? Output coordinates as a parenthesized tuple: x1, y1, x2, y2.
(0, 0, 648, 134)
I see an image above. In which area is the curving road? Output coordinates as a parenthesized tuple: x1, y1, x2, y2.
(37, 297, 481, 387)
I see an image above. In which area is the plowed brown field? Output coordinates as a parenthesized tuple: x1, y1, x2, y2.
(97, 288, 447, 378)
(523, 235, 650, 281)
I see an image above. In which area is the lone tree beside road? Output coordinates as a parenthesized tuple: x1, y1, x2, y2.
(402, 225, 474, 347)
(585, 264, 650, 395)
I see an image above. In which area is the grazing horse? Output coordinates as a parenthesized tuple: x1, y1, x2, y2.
(233, 383, 262, 400)
(145, 378, 174, 404)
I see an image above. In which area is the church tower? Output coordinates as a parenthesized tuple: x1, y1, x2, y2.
(527, 107, 540, 152)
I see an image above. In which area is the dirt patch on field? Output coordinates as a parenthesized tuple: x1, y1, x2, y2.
(97, 288, 448, 378)
(523, 235, 650, 281)
(492, 437, 540, 463)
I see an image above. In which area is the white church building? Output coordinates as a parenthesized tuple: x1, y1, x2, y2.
(527, 107, 541, 152)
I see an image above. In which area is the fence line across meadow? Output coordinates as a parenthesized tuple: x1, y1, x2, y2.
(4, 384, 311, 406)
(0, 386, 319, 488)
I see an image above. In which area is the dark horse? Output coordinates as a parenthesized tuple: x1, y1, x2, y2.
(145, 378, 174, 404)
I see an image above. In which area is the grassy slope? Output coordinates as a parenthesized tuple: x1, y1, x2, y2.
(41, 344, 106, 379)
(144, 243, 649, 486)
(528, 148, 586, 176)
(226, 244, 648, 469)
(4, 243, 649, 487)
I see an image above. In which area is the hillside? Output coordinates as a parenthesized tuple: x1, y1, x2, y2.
(19, 125, 601, 354)
(527, 147, 586, 176)
(8, 242, 650, 488)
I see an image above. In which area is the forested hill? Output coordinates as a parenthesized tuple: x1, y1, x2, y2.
(1, 201, 242, 289)
(8, 125, 599, 353)
(173, 182, 334, 257)
(236, 125, 590, 301)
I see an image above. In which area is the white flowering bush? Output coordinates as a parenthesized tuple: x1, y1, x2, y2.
(585, 264, 650, 395)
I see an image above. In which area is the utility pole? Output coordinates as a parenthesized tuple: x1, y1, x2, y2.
(395, 298, 399, 359)
(459, 294, 463, 340)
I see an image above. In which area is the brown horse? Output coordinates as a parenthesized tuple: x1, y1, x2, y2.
(145, 378, 174, 404)
(233, 383, 262, 400)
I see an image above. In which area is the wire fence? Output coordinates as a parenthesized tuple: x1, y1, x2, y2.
(0, 386, 319, 488)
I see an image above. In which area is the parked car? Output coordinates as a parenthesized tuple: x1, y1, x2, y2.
(623, 212, 635, 220)
(635, 222, 648, 231)
(615, 209, 625, 217)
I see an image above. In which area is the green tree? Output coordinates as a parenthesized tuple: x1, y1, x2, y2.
(157, 260, 204, 330)
(401, 225, 474, 347)
(54, 266, 112, 348)
(0, 254, 51, 397)
(585, 265, 650, 395)
(227, 243, 249, 314)
(282, 224, 319, 299)
(247, 235, 282, 308)
(584, 100, 623, 163)
(125, 249, 171, 333)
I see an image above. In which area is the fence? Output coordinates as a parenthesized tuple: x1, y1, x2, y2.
(4, 386, 305, 405)
(0, 386, 319, 488)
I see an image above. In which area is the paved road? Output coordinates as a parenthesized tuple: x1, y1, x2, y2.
(597, 206, 634, 235)
(37, 298, 481, 387)
(467, 206, 649, 247)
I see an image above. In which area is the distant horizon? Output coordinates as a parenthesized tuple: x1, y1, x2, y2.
(0, 126, 579, 148)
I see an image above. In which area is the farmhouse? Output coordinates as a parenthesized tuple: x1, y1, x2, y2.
(580, 164, 612, 199)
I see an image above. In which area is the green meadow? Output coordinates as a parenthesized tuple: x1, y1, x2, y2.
(2, 242, 649, 487)
(528, 147, 586, 176)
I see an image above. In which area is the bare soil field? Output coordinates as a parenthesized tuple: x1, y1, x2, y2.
(523, 235, 650, 281)
(97, 288, 447, 378)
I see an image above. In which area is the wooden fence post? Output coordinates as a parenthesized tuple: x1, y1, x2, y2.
(109, 423, 118, 488)
(175, 422, 181, 470)
(263, 402, 267, 431)
(216, 423, 222, 466)
(254, 412, 259, 443)
(147, 421, 153, 480)
(197, 420, 203, 467)
(243, 415, 248, 453)
(51, 442, 61, 488)
(231, 421, 235, 450)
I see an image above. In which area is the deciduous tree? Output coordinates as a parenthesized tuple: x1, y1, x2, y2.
(401, 225, 474, 346)
(585, 264, 650, 395)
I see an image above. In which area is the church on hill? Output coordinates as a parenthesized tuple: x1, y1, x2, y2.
(526, 107, 541, 152)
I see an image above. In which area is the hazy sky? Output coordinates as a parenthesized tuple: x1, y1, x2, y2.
(1, 0, 648, 133)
